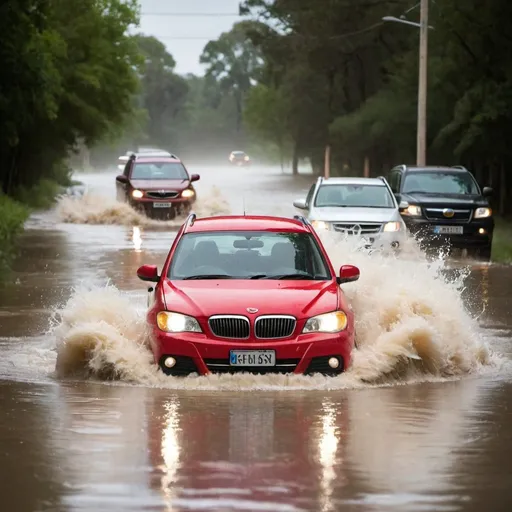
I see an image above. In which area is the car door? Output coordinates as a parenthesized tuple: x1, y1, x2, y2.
(116, 161, 131, 202)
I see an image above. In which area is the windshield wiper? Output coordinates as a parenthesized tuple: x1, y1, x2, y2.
(182, 274, 232, 280)
(263, 273, 316, 280)
(249, 274, 268, 279)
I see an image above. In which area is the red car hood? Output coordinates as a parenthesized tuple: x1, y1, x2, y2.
(161, 279, 338, 318)
(129, 179, 189, 190)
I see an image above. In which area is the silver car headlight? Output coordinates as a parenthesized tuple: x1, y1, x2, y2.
(157, 312, 202, 333)
(474, 207, 492, 219)
(311, 220, 330, 230)
(383, 221, 402, 232)
(302, 311, 348, 333)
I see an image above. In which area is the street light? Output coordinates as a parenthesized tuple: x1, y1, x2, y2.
(383, 0, 430, 166)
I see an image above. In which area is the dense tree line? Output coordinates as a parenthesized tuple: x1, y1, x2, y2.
(0, 0, 141, 196)
(237, 0, 512, 214)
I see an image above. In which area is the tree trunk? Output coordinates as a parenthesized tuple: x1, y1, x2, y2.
(292, 141, 299, 175)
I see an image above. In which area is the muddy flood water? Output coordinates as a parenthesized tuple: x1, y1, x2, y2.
(0, 165, 512, 512)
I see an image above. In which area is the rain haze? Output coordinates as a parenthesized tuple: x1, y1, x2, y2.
(2, 1, 512, 511)
(138, 0, 244, 75)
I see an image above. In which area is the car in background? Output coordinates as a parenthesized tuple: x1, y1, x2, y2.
(387, 165, 494, 260)
(115, 152, 199, 220)
(293, 176, 406, 251)
(136, 213, 360, 377)
(117, 148, 173, 171)
(229, 151, 251, 166)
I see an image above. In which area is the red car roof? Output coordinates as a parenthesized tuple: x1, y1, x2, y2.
(186, 215, 309, 233)
(134, 156, 182, 163)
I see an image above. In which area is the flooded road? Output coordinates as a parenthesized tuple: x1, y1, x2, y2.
(0, 165, 511, 511)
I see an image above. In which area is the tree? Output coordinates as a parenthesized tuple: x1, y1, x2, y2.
(200, 21, 264, 136)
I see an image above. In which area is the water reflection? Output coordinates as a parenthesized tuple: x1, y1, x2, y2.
(149, 392, 349, 511)
(132, 226, 142, 251)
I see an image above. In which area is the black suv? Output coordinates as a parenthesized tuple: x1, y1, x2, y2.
(387, 165, 494, 260)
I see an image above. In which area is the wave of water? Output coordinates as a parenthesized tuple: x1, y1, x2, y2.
(48, 231, 500, 390)
(56, 186, 230, 226)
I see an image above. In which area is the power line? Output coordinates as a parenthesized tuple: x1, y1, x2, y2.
(140, 12, 242, 16)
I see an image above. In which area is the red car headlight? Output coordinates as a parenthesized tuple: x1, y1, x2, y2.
(157, 311, 202, 333)
(302, 311, 348, 333)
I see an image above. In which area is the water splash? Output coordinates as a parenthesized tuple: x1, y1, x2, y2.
(50, 231, 499, 390)
(55, 186, 230, 227)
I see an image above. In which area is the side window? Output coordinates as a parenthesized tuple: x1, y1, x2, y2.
(305, 184, 316, 208)
(389, 171, 401, 194)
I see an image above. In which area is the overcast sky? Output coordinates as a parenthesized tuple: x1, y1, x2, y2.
(138, 0, 246, 75)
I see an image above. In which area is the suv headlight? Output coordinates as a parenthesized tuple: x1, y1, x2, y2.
(383, 221, 402, 232)
(303, 311, 348, 333)
(402, 205, 421, 216)
(311, 220, 330, 230)
(157, 312, 202, 333)
(474, 207, 492, 219)
(132, 189, 143, 199)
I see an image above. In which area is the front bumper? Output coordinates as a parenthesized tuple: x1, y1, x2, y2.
(403, 216, 494, 249)
(314, 224, 406, 250)
(150, 331, 354, 377)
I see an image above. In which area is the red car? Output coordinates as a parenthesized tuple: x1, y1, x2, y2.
(136, 214, 360, 376)
(115, 151, 200, 220)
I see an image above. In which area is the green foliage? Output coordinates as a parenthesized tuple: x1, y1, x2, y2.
(0, 0, 141, 194)
(493, 219, 512, 263)
(0, 195, 29, 274)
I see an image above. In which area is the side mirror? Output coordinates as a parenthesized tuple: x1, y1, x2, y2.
(190, 174, 200, 182)
(483, 186, 493, 197)
(116, 175, 128, 184)
(337, 264, 360, 285)
(398, 200, 409, 211)
(137, 264, 159, 282)
(293, 198, 307, 210)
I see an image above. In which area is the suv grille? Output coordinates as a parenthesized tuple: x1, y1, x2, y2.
(424, 208, 471, 222)
(209, 315, 250, 339)
(204, 358, 299, 374)
(333, 223, 382, 235)
(254, 315, 296, 339)
(145, 191, 179, 199)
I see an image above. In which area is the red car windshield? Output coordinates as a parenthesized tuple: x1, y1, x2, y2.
(169, 231, 331, 280)
(131, 162, 188, 180)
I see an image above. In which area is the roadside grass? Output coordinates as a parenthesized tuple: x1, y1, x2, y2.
(0, 194, 30, 277)
(493, 218, 512, 263)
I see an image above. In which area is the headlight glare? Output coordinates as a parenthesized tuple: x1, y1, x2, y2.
(404, 205, 421, 216)
(474, 207, 492, 219)
(311, 220, 330, 230)
(383, 221, 402, 232)
(303, 311, 348, 333)
(156, 312, 202, 333)
(181, 189, 195, 198)
(132, 189, 143, 199)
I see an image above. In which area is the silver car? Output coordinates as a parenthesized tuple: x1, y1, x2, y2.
(293, 176, 406, 250)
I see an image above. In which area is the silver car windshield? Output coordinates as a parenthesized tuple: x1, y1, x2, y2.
(314, 184, 395, 208)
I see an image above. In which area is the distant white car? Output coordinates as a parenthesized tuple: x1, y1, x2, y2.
(293, 176, 406, 250)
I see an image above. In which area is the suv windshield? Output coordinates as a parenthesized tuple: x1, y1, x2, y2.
(314, 184, 394, 208)
(403, 172, 480, 195)
(169, 231, 331, 280)
(131, 162, 188, 180)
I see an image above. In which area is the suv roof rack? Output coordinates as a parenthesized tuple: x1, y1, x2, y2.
(451, 165, 468, 171)
(129, 150, 179, 160)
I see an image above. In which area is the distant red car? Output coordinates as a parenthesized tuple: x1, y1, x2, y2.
(137, 214, 360, 377)
(115, 151, 199, 220)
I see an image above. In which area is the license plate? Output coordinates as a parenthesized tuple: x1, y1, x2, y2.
(433, 225, 463, 234)
(229, 350, 276, 366)
(153, 202, 172, 208)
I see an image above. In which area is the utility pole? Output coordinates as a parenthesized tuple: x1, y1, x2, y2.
(416, 0, 428, 166)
